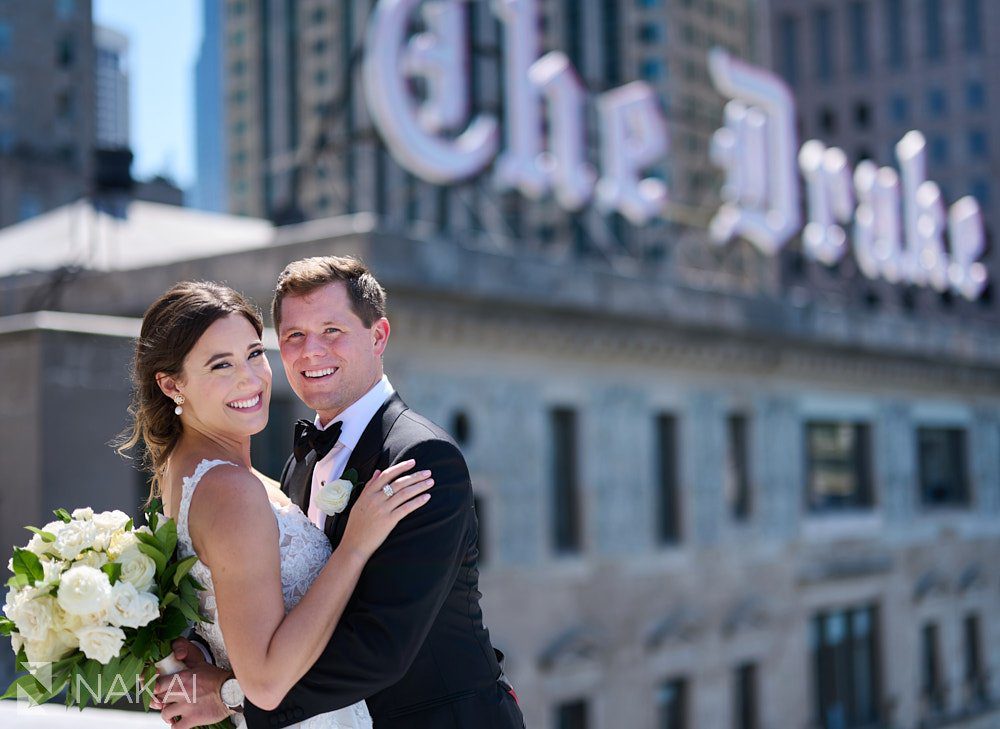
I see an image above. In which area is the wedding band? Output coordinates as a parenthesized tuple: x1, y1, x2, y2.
(383, 484, 394, 497)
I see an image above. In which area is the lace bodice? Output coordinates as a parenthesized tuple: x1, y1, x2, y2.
(175, 459, 371, 729)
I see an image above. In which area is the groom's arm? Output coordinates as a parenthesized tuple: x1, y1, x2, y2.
(247, 436, 471, 721)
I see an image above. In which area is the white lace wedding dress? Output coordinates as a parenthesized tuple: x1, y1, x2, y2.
(175, 459, 373, 729)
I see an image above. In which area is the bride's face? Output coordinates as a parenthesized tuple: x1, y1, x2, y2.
(171, 314, 272, 438)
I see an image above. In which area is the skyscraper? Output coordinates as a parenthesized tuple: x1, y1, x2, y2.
(94, 24, 129, 150)
(193, 0, 227, 212)
(0, 0, 95, 228)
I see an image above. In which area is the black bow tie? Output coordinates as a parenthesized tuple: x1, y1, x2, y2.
(293, 419, 343, 462)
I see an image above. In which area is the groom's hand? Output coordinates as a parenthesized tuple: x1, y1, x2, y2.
(152, 638, 233, 728)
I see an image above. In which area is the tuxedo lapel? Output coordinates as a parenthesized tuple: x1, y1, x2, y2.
(285, 451, 318, 513)
(324, 393, 409, 544)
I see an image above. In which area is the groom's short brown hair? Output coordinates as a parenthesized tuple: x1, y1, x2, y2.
(271, 255, 387, 331)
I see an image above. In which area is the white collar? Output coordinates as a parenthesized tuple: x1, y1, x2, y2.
(313, 375, 395, 452)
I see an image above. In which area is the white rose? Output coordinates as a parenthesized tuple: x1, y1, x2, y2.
(75, 625, 126, 665)
(71, 507, 94, 521)
(10, 631, 23, 655)
(6, 591, 57, 642)
(116, 550, 156, 593)
(107, 581, 159, 629)
(37, 559, 68, 590)
(23, 627, 76, 664)
(93, 510, 131, 534)
(56, 566, 112, 616)
(315, 479, 354, 515)
(24, 533, 51, 557)
(107, 531, 138, 560)
(54, 519, 98, 561)
(74, 551, 109, 571)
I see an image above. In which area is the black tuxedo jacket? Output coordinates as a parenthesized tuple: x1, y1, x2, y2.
(242, 393, 521, 729)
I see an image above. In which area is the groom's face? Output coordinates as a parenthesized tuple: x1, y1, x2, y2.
(277, 281, 389, 424)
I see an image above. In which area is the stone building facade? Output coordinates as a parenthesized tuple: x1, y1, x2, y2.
(0, 216, 998, 728)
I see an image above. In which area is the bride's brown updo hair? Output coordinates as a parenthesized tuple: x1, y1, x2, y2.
(117, 281, 263, 502)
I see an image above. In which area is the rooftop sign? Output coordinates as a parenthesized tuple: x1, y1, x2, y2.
(362, 0, 987, 301)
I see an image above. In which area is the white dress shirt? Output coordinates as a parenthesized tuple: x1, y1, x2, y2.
(307, 375, 396, 531)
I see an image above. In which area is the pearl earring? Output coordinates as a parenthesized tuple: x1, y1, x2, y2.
(174, 395, 185, 415)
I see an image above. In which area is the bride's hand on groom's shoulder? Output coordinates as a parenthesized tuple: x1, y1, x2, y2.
(151, 637, 233, 728)
(340, 459, 435, 561)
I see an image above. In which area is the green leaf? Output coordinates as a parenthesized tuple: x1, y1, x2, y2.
(177, 598, 201, 624)
(98, 654, 122, 696)
(155, 519, 178, 558)
(132, 626, 154, 661)
(1, 673, 46, 703)
(160, 592, 178, 609)
(6, 574, 30, 589)
(136, 542, 166, 575)
(0, 618, 14, 636)
(156, 606, 189, 641)
(124, 518, 133, 532)
(12, 548, 44, 585)
(53, 508, 72, 523)
(140, 663, 158, 711)
(135, 531, 162, 550)
(24, 526, 57, 543)
(344, 468, 359, 485)
(171, 555, 199, 587)
(101, 562, 122, 585)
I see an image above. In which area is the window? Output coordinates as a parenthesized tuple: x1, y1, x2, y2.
(658, 678, 687, 729)
(964, 614, 987, 702)
(0, 75, 12, 113)
(929, 135, 949, 165)
(602, 0, 622, 85)
(921, 623, 944, 715)
(642, 59, 665, 82)
(819, 108, 837, 135)
(778, 15, 799, 86)
(848, 2, 869, 74)
(971, 179, 990, 207)
(813, 7, 834, 82)
(854, 102, 872, 129)
(963, 0, 982, 54)
(638, 22, 661, 43)
(449, 410, 471, 445)
(551, 408, 582, 553)
(726, 414, 751, 521)
(924, 0, 944, 60)
(813, 606, 880, 729)
(656, 413, 681, 544)
(806, 422, 873, 511)
(968, 130, 988, 157)
(927, 88, 948, 117)
(734, 663, 758, 729)
(918, 426, 969, 506)
(966, 81, 986, 110)
(556, 699, 588, 729)
(57, 36, 74, 68)
(885, 0, 906, 69)
(889, 94, 909, 123)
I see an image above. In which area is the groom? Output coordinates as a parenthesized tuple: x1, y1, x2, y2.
(160, 256, 523, 729)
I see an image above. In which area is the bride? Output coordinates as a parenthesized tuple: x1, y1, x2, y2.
(118, 281, 433, 729)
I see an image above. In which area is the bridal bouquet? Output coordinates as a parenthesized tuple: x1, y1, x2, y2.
(1, 500, 207, 712)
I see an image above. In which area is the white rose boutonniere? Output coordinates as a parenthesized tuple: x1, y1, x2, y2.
(315, 469, 360, 516)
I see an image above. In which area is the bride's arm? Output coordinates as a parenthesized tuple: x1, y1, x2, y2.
(188, 460, 432, 711)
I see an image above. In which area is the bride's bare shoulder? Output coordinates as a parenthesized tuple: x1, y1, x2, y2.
(253, 469, 292, 506)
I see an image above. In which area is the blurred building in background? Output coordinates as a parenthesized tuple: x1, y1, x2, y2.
(94, 24, 129, 150)
(192, 0, 228, 212)
(0, 0, 95, 228)
(1, 2, 999, 729)
(754, 0, 999, 325)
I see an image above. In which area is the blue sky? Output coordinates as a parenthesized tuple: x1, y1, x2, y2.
(93, 1, 201, 190)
